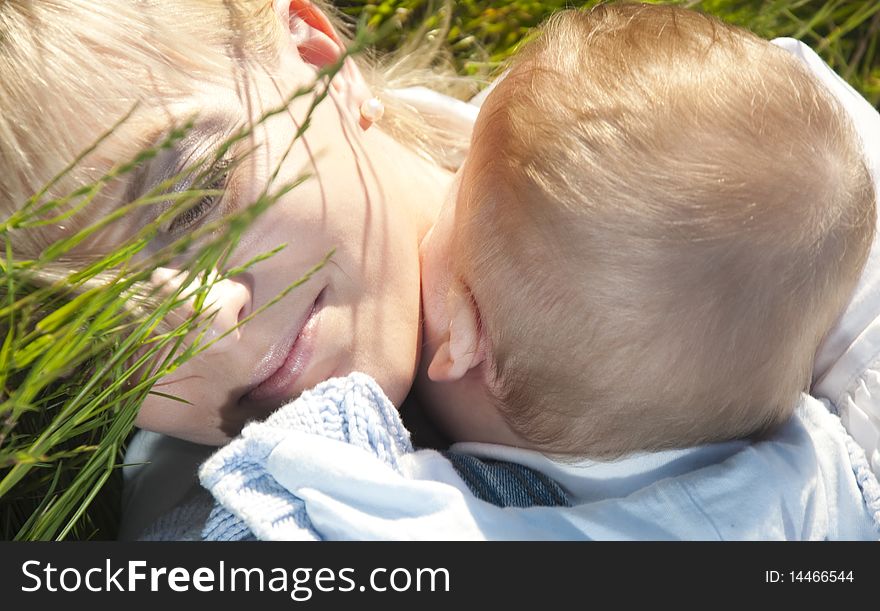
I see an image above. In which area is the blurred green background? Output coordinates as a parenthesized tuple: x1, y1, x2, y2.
(336, 0, 880, 106)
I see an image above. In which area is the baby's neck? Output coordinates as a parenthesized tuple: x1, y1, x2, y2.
(413, 358, 534, 450)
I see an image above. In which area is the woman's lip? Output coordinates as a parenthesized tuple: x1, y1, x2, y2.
(243, 289, 324, 405)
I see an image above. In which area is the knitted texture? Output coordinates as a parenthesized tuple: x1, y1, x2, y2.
(199, 372, 413, 540)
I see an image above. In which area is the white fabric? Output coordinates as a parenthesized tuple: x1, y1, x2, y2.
(386, 86, 480, 133)
(771, 38, 880, 478)
(384, 86, 479, 169)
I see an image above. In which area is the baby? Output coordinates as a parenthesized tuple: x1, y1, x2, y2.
(153, 3, 880, 540)
(417, 3, 875, 458)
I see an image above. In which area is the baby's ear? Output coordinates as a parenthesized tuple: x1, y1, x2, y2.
(427, 285, 486, 382)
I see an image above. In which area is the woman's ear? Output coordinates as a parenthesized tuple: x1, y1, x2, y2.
(277, 0, 345, 68)
(275, 0, 374, 125)
(427, 284, 487, 383)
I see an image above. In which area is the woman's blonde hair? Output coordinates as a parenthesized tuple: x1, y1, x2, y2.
(456, 3, 876, 457)
(1, 1, 276, 253)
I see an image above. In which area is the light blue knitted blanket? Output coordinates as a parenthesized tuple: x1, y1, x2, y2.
(201, 373, 412, 540)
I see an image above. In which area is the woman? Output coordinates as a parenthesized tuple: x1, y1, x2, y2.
(0, 0, 471, 538)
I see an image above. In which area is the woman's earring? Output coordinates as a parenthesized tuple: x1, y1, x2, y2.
(359, 97, 385, 127)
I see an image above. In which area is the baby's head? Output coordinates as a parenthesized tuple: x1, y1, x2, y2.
(418, 3, 876, 457)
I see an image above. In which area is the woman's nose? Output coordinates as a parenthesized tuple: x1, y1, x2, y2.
(151, 267, 252, 352)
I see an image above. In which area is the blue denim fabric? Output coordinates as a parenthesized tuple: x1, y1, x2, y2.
(443, 451, 571, 508)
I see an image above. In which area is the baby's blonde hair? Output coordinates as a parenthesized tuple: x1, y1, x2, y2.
(455, 3, 876, 457)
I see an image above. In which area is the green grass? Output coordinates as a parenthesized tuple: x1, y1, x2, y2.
(2, 0, 878, 541)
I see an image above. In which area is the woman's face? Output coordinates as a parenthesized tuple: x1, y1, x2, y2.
(119, 36, 436, 444)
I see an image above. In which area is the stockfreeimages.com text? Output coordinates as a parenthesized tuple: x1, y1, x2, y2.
(21, 560, 450, 601)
